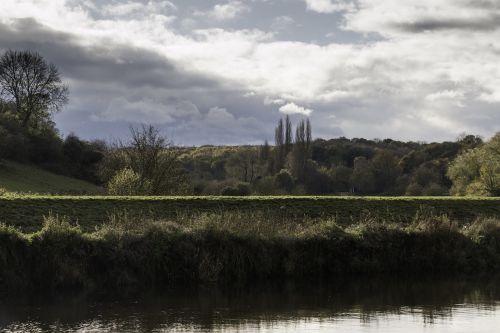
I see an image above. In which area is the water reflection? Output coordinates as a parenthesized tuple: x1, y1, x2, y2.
(1, 276, 499, 332)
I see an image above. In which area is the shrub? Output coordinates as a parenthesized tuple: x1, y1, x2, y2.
(274, 169, 294, 193)
(221, 182, 251, 196)
(107, 168, 150, 196)
(405, 182, 423, 196)
(254, 176, 276, 195)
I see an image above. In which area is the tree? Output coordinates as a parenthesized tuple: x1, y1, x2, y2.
(284, 115, 293, 155)
(226, 147, 259, 183)
(290, 119, 312, 182)
(0, 50, 68, 129)
(259, 140, 270, 161)
(457, 133, 483, 151)
(448, 133, 500, 196)
(103, 125, 190, 195)
(372, 150, 401, 193)
(274, 118, 285, 172)
(350, 156, 376, 194)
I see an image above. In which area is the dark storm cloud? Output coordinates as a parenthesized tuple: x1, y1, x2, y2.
(0, 18, 216, 90)
(393, 15, 500, 33)
(0, 17, 278, 145)
(462, 0, 500, 10)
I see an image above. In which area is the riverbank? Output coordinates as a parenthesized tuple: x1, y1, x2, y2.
(1, 212, 500, 294)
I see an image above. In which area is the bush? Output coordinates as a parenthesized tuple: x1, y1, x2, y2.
(424, 183, 448, 196)
(254, 176, 276, 195)
(406, 182, 423, 196)
(107, 168, 150, 196)
(221, 182, 251, 196)
(274, 169, 294, 193)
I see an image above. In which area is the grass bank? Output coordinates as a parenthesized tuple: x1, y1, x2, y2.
(0, 195, 499, 232)
(1, 213, 500, 294)
(0, 161, 102, 195)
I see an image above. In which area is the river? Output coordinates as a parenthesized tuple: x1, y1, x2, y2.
(1, 276, 499, 332)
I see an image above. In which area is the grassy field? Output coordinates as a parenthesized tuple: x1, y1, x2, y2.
(1, 213, 500, 293)
(0, 195, 499, 232)
(0, 161, 102, 195)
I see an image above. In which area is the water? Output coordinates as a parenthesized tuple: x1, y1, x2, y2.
(1, 276, 499, 332)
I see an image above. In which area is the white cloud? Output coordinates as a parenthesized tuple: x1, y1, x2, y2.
(279, 102, 314, 116)
(2, 0, 500, 142)
(101, 1, 177, 18)
(197, 1, 251, 21)
(271, 16, 295, 31)
(264, 97, 286, 105)
(304, 0, 355, 14)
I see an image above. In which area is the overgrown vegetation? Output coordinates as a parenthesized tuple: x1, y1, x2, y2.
(1, 213, 500, 293)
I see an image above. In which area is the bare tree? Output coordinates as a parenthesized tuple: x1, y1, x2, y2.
(124, 125, 190, 195)
(226, 147, 259, 183)
(0, 50, 68, 128)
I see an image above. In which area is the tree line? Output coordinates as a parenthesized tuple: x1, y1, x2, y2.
(0, 49, 498, 196)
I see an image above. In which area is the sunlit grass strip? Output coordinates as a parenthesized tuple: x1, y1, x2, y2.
(0, 196, 499, 232)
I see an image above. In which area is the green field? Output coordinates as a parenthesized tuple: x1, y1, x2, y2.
(0, 195, 499, 232)
(0, 161, 102, 195)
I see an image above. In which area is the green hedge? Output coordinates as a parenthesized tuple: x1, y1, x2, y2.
(1, 196, 499, 232)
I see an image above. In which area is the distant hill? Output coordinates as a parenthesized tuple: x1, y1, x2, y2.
(0, 160, 103, 195)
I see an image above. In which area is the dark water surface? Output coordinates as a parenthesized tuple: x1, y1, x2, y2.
(1, 276, 499, 332)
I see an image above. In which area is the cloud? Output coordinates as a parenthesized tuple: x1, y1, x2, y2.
(304, 0, 355, 14)
(279, 102, 314, 116)
(271, 16, 295, 32)
(345, 0, 500, 35)
(0, 0, 499, 144)
(197, 1, 251, 21)
(101, 1, 177, 18)
(93, 97, 200, 124)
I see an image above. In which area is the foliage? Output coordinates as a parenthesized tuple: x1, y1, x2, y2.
(221, 182, 251, 196)
(274, 169, 294, 193)
(1, 213, 500, 293)
(0, 50, 68, 128)
(350, 156, 376, 194)
(107, 168, 150, 196)
(0, 100, 102, 184)
(448, 133, 500, 196)
(289, 119, 312, 182)
(225, 147, 259, 183)
(102, 125, 191, 195)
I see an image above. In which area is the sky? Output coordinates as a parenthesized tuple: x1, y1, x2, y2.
(0, 0, 499, 145)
